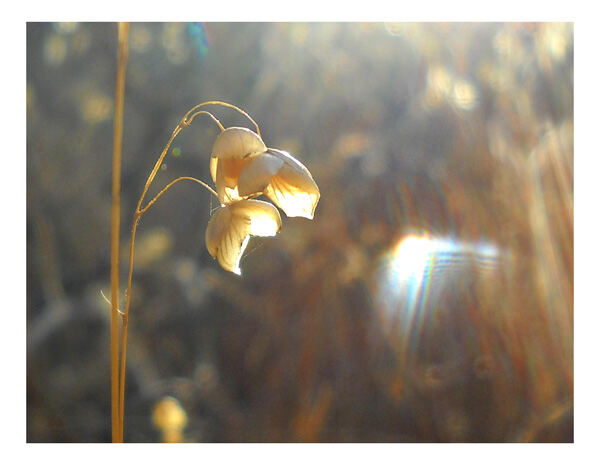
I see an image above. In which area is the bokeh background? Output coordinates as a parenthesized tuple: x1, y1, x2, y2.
(26, 22, 573, 442)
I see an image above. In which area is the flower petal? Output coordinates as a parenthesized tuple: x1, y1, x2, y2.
(261, 149, 320, 219)
(209, 156, 218, 184)
(211, 127, 268, 204)
(205, 200, 282, 274)
(237, 152, 285, 197)
(233, 199, 283, 237)
(211, 127, 266, 160)
(205, 205, 233, 259)
(215, 158, 246, 204)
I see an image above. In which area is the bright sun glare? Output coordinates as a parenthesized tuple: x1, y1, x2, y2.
(377, 234, 502, 336)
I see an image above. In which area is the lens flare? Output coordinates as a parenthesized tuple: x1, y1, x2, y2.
(376, 234, 502, 360)
(187, 22, 210, 58)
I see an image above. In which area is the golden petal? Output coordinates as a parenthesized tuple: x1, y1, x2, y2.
(237, 152, 285, 197)
(204, 206, 232, 259)
(209, 156, 218, 184)
(216, 158, 247, 204)
(262, 149, 320, 219)
(205, 200, 282, 274)
(211, 127, 266, 160)
(232, 199, 282, 237)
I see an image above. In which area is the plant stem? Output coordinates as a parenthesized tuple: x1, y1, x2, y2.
(110, 21, 129, 443)
(140, 176, 219, 214)
(117, 100, 252, 440)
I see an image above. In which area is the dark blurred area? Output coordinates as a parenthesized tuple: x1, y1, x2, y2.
(26, 22, 573, 442)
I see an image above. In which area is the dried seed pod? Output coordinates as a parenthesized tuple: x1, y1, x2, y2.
(205, 199, 282, 275)
(238, 148, 320, 219)
(210, 127, 267, 204)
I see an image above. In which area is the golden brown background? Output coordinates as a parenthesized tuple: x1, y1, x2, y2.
(26, 22, 573, 442)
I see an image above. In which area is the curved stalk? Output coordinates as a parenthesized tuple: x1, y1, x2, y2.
(118, 104, 233, 440)
(140, 176, 219, 215)
(182, 100, 261, 137)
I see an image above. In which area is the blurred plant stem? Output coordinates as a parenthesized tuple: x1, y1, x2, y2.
(111, 21, 129, 443)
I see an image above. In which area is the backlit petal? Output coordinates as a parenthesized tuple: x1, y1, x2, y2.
(232, 199, 282, 237)
(205, 206, 233, 259)
(262, 149, 320, 219)
(215, 158, 247, 204)
(211, 127, 266, 160)
(205, 200, 282, 274)
(237, 152, 285, 197)
(209, 156, 218, 184)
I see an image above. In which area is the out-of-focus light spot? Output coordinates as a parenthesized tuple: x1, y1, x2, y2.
(452, 79, 478, 110)
(494, 30, 520, 57)
(338, 245, 367, 284)
(423, 65, 453, 109)
(152, 396, 188, 443)
(162, 23, 190, 65)
(443, 409, 469, 441)
(429, 66, 453, 95)
(124, 227, 173, 268)
(331, 132, 370, 161)
(539, 23, 570, 63)
(547, 33, 567, 60)
(290, 23, 309, 46)
(71, 30, 91, 56)
(131, 24, 152, 52)
(174, 258, 211, 305)
(493, 29, 526, 67)
(80, 91, 113, 123)
(44, 34, 67, 66)
(54, 22, 79, 34)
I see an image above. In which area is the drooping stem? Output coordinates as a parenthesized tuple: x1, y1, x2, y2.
(110, 21, 129, 443)
(183, 100, 261, 137)
(140, 176, 219, 215)
(187, 110, 225, 132)
(118, 104, 230, 440)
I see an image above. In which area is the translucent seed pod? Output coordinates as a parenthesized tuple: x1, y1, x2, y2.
(205, 199, 282, 275)
(238, 148, 320, 219)
(210, 127, 267, 204)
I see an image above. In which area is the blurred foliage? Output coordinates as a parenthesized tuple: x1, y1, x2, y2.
(27, 22, 573, 442)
